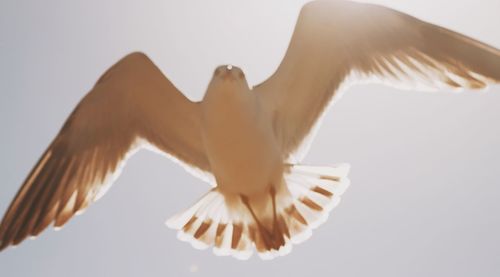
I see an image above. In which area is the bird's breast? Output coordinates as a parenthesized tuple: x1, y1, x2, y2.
(201, 89, 282, 196)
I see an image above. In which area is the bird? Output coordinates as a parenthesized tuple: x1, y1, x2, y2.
(1, 0, 499, 260)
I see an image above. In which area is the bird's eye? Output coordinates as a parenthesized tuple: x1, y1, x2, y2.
(227, 65, 233, 70)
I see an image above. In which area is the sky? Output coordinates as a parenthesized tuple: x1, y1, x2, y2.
(0, 0, 499, 276)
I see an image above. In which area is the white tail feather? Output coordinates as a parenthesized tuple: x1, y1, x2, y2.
(166, 163, 350, 260)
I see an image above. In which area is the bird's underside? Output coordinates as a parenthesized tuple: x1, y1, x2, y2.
(1, 0, 499, 259)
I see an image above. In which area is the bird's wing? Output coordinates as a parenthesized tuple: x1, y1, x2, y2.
(0, 52, 211, 250)
(254, 0, 500, 159)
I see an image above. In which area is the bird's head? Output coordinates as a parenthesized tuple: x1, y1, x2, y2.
(208, 65, 249, 91)
(214, 64, 245, 80)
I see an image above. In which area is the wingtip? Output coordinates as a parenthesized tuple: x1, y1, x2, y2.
(0, 239, 18, 252)
(0, 241, 7, 252)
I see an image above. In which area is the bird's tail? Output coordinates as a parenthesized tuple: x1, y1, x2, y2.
(166, 163, 350, 260)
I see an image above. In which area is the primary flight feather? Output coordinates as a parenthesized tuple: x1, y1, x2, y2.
(1, 0, 499, 259)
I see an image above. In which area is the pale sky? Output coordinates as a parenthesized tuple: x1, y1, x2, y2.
(0, 0, 499, 276)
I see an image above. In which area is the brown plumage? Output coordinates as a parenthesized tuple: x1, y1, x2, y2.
(1, 0, 500, 259)
(0, 53, 210, 251)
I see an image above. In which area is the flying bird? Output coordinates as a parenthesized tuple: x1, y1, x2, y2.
(1, 0, 499, 260)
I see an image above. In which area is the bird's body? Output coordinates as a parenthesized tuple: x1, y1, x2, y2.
(201, 66, 283, 197)
(1, 0, 500, 260)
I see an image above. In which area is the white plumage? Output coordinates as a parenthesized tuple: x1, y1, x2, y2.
(1, 0, 499, 260)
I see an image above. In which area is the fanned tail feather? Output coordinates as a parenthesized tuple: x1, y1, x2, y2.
(166, 190, 254, 260)
(166, 163, 350, 260)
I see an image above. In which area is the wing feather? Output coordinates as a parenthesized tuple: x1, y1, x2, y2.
(254, 0, 500, 158)
(0, 52, 211, 250)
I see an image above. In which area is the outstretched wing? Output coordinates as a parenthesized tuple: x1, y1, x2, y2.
(254, 0, 500, 159)
(0, 52, 210, 250)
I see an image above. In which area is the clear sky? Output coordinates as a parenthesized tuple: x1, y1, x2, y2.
(0, 0, 499, 276)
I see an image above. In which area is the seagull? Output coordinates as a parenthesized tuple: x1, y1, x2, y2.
(1, 0, 499, 260)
